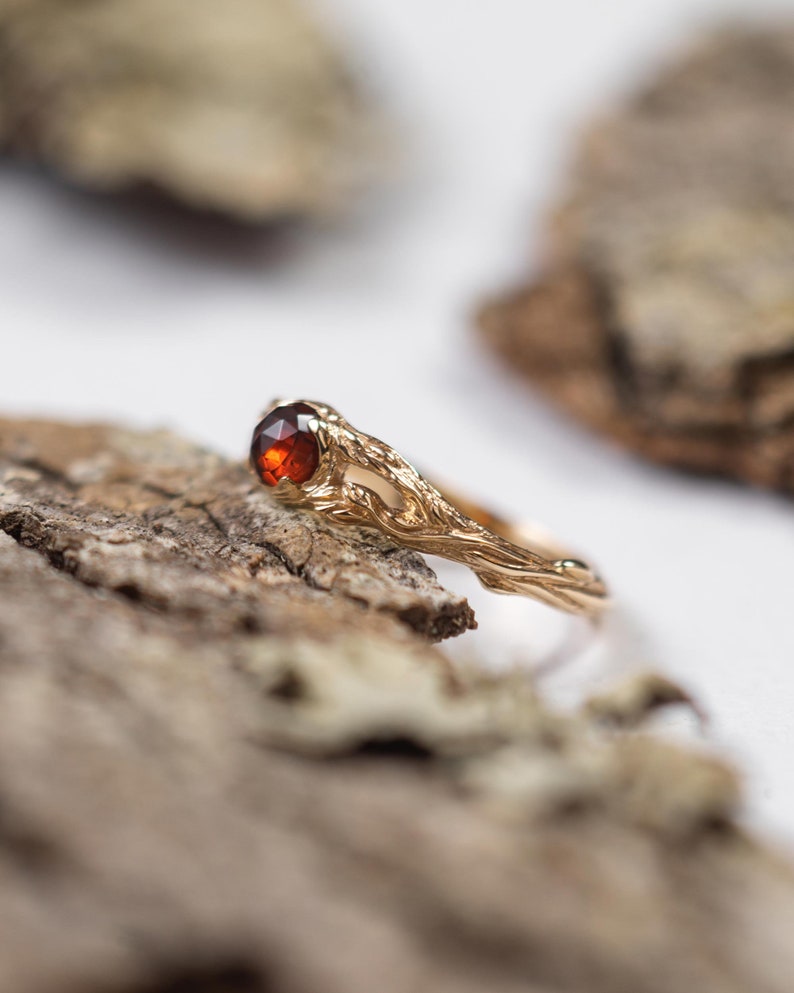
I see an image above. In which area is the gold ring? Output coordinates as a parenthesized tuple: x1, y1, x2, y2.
(250, 400, 609, 618)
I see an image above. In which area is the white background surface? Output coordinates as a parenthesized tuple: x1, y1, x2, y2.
(2, 0, 794, 839)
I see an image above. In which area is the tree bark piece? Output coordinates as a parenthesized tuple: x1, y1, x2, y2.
(0, 0, 377, 220)
(479, 26, 794, 492)
(0, 418, 473, 643)
(1, 416, 794, 993)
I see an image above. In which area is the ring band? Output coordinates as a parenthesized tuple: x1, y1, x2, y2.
(250, 400, 609, 618)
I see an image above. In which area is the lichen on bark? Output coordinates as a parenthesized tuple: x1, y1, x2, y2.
(0, 0, 379, 219)
(480, 26, 794, 493)
(1, 416, 793, 992)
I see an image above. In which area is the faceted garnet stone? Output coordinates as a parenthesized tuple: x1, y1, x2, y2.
(250, 402, 320, 487)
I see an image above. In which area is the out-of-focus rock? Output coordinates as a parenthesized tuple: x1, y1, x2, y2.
(480, 27, 794, 492)
(0, 0, 378, 219)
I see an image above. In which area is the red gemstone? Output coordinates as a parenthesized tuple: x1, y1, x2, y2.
(251, 403, 320, 487)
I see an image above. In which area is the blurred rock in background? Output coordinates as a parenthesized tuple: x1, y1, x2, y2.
(0, 0, 379, 220)
(480, 26, 794, 494)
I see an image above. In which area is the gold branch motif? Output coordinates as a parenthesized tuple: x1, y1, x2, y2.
(267, 400, 609, 618)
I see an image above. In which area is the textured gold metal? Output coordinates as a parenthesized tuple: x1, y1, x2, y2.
(259, 399, 610, 617)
